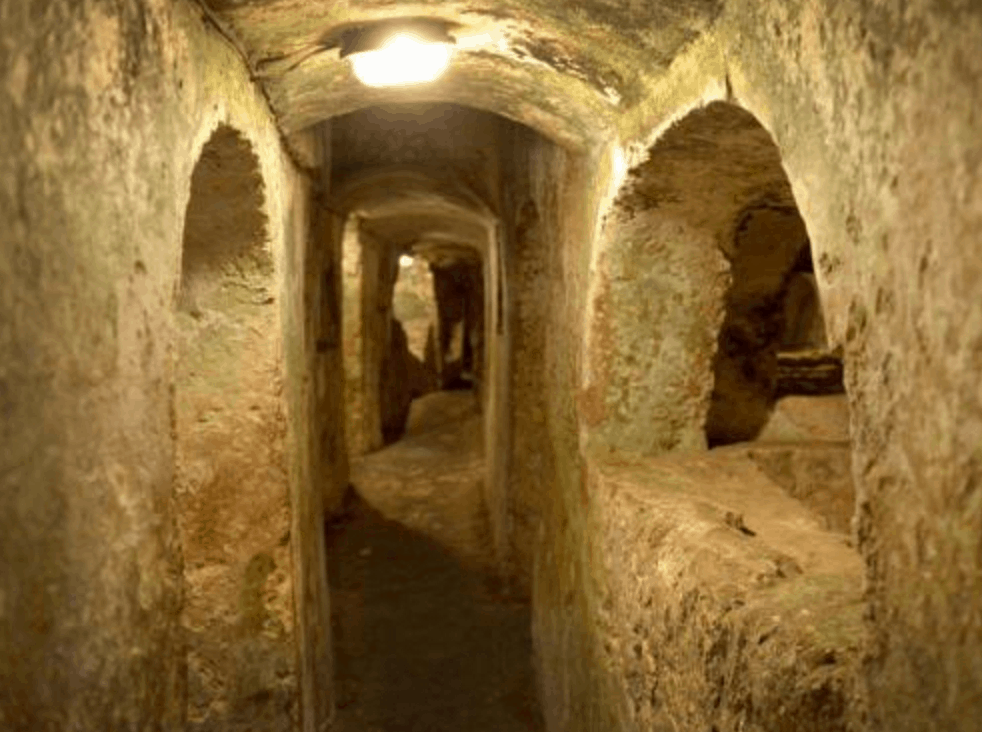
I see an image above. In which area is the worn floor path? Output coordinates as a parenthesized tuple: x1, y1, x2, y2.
(325, 392, 543, 732)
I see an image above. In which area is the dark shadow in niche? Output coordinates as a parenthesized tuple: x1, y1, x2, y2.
(705, 202, 831, 447)
(679, 105, 854, 536)
(317, 263, 341, 353)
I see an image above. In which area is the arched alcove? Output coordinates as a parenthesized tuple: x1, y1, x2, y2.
(173, 125, 296, 731)
(583, 102, 847, 456)
(705, 201, 846, 447)
(580, 102, 865, 731)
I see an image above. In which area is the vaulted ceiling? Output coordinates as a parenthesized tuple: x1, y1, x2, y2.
(198, 0, 725, 147)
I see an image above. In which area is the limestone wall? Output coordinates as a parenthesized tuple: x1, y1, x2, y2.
(307, 128, 350, 518)
(717, 3, 982, 729)
(497, 124, 613, 727)
(0, 2, 338, 729)
(1, 1, 979, 730)
(523, 1, 982, 731)
(341, 220, 389, 456)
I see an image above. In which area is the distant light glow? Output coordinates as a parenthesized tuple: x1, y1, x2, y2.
(399, 254, 415, 267)
(350, 34, 453, 87)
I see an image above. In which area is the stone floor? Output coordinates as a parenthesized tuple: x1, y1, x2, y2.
(325, 392, 543, 732)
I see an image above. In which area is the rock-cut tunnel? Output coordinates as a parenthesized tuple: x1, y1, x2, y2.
(2, 2, 982, 732)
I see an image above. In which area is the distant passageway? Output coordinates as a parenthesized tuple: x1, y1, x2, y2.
(325, 392, 542, 732)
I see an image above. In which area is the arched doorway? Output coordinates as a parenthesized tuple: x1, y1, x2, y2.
(580, 102, 864, 731)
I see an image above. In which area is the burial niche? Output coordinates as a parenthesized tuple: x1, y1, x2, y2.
(174, 125, 296, 731)
(704, 203, 844, 447)
(584, 101, 853, 531)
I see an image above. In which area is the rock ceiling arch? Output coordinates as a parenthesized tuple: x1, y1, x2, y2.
(337, 168, 492, 264)
(197, 0, 726, 147)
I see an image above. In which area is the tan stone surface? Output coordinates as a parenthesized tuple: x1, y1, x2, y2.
(199, 0, 728, 146)
(757, 395, 851, 444)
(392, 255, 438, 363)
(589, 450, 865, 732)
(174, 125, 296, 731)
(0, 3, 338, 729)
(405, 390, 481, 438)
(3, 1, 982, 731)
(736, 442, 856, 535)
(351, 412, 488, 571)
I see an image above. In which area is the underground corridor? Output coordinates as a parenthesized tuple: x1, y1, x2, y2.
(2, 3, 982, 732)
(330, 129, 539, 728)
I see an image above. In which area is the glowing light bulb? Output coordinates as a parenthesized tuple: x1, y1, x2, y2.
(350, 34, 453, 87)
(399, 255, 414, 267)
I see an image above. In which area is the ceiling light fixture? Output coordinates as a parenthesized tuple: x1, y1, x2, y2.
(341, 22, 455, 87)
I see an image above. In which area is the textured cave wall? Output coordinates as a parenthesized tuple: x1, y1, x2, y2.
(581, 102, 803, 459)
(379, 316, 421, 443)
(432, 261, 485, 389)
(391, 255, 439, 369)
(341, 221, 389, 456)
(0, 2, 335, 729)
(308, 123, 350, 519)
(499, 126, 561, 592)
(288, 122, 340, 729)
(341, 217, 372, 458)
(175, 125, 297, 732)
(340, 220, 428, 450)
(548, 1, 982, 730)
(573, 102, 867, 732)
(497, 123, 616, 728)
(713, 3, 982, 729)
(484, 224, 512, 575)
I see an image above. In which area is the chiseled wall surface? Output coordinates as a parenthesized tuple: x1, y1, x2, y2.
(285, 130, 340, 730)
(499, 124, 563, 593)
(0, 1, 335, 729)
(174, 126, 298, 732)
(717, 2, 982, 730)
(307, 147, 350, 520)
(499, 124, 617, 727)
(530, 1, 982, 731)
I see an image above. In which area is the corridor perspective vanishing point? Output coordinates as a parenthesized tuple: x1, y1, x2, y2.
(1, 1, 981, 732)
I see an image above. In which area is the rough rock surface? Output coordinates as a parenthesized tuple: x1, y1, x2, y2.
(200, 0, 728, 145)
(174, 125, 296, 731)
(335, 395, 540, 730)
(405, 390, 481, 438)
(3, 1, 982, 731)
(392, 255, 439, 364)
(757, 395, 851, 444)
(351, 409, 487, 570)
(736, 441, 856, 535)
(589, 450, 865, 732)
(0, 3, 337, 729)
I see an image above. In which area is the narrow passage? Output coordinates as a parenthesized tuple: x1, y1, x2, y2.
(326, 392, 543, 732)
